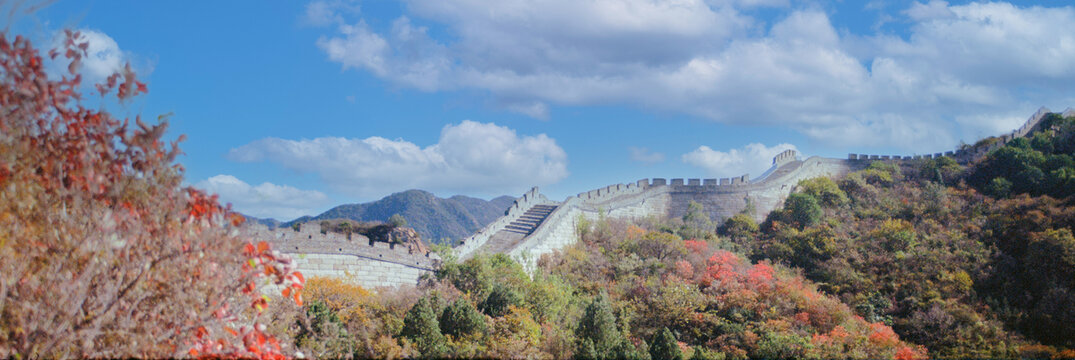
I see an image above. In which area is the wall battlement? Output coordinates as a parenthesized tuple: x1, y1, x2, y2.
(772, 149, 798, 167)
(847, 107, 1056, 163)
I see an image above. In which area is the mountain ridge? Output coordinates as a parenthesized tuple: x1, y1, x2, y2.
(252, 190, 514, 245)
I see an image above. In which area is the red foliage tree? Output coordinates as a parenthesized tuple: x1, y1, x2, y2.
(0, 31, 302, 358)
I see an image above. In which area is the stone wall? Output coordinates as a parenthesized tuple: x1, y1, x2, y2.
(503, 151, 860, 271)
(251, 222, 438, 289)
(290, 253, 431, 288)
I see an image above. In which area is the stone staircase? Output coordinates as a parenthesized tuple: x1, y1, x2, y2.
(475, 204, 558, 255)
(502, 204, 557, 235)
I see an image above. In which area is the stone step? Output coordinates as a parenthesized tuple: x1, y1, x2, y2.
(502, 228, 531, 235)
(513, 218, 541, 226)
(521, 212, 552, 218)
(505, 224, 534, 232)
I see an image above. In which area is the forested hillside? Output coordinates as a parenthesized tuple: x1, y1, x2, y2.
(744, 114, 1075, 358)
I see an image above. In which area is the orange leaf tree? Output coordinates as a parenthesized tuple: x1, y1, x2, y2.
(0, 31, 302, 358)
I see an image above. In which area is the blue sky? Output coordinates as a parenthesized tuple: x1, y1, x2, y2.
(14, 0, 1075, 220)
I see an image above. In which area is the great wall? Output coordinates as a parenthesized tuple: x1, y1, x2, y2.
(251, 107, 1073, 288)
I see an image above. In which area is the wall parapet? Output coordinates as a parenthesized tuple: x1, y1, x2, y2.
(772, 149, 798, 167)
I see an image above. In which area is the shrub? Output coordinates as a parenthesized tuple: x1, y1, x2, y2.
(480, 283, 524, 318)
(680, 200, 715, 240)
(389, 213, 407, 227)
(784, 193, 823, 228)
(797, 177, 848, 207)
(440, 298, 487, 339)
(294, 300, 355, 358)
(918, 157, 963, 184)
(986, 177, 1013, 198)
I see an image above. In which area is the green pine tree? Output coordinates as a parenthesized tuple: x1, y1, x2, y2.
(479, 283, 522, 317)
(575, 292, 626, 359)
(650, 327, 684, 360)
(400, 296, 446, 357)
(439, 297, 487, 339)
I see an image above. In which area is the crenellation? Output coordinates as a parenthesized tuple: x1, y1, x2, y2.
(704, 178, 717, 186)
(653, 178, 667, 186)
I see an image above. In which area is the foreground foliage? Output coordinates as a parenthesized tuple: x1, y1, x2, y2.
(0, 32, 303, 358)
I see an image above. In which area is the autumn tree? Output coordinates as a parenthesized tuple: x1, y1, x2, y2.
(0, 31, 303, 358)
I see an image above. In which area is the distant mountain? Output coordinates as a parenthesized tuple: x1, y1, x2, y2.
(245, 215, 283, 229)
(283, 190, 515, 245)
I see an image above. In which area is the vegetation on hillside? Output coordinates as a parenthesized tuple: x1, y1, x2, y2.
(268, 220, 926, 359)
(746, 123, 1075, 358)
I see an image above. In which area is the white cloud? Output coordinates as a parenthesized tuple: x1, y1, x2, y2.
(312, 1, 1075, 151)
(50, 29, 127, 83)
(904, 1, 954, 21)
(227, 121, 568, 198)
(195, 175, 328, 221)
(682, 143, 797, 178)
(302, 0, 360, 27)
(628, 147, 665, 165)
(503, 101, 550, 120)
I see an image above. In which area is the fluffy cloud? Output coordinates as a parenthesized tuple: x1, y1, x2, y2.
(195, 175, 328, 221)
(313, 1, 1075, 150)
(50, 29, 127, 83)
(227, 121, 567, 198)
(682, 143, 797, 178)
(628, 147, 665, 165)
